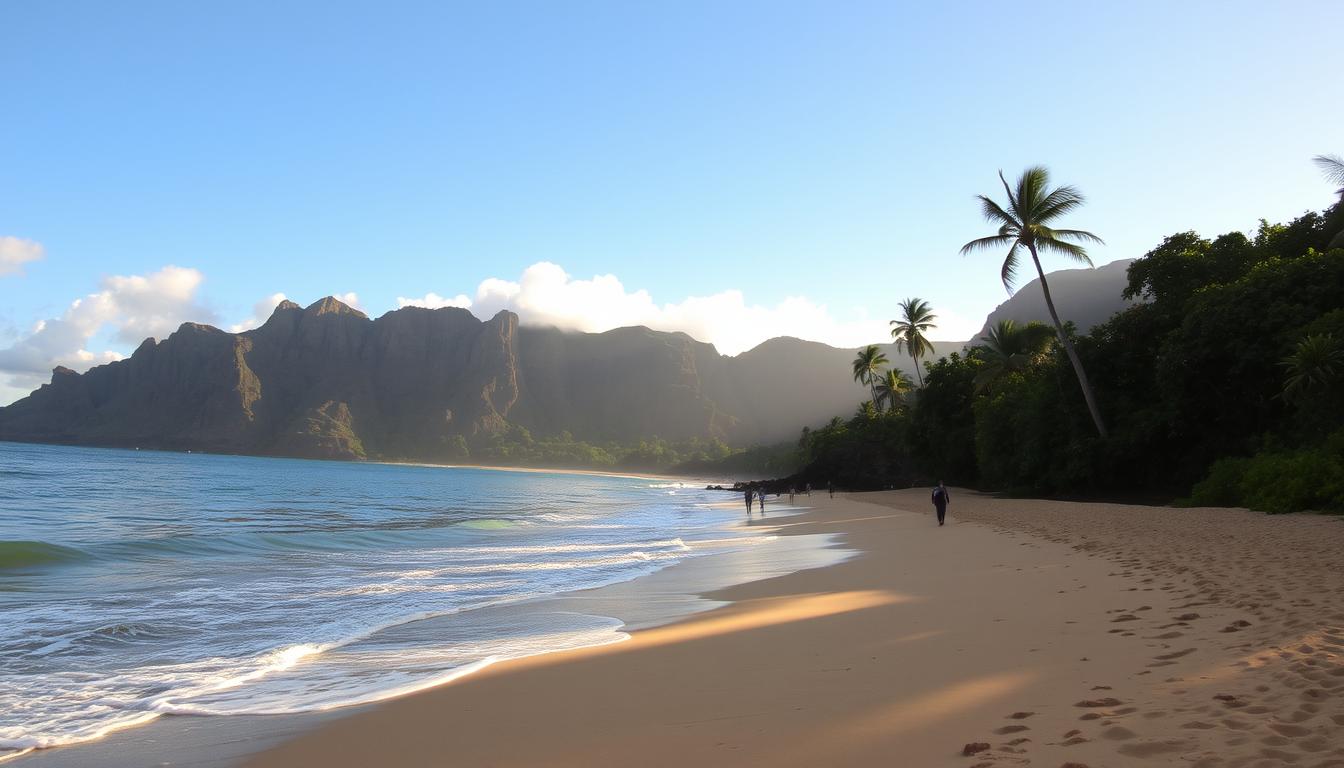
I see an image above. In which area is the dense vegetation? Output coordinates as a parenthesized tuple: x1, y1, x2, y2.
(774, 197, 1344, 513)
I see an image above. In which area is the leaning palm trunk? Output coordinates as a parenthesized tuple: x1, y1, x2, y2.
(910, 351, 924, 387)
(1027, 242, 1108, 438)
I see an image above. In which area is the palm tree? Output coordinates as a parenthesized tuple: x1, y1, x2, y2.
(874, 368, 913, 412)
(889, 297, 937, 387)
(960, 166, 1109, 437)
(973, 319, 1054, 393)
(1280, 333, 1343, 403)
(851, 345, 889, 406)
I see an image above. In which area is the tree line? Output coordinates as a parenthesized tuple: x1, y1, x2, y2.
(804, 160, 1344, 513)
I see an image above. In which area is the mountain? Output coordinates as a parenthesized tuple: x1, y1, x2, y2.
(975, 258, 1138, 338)
(0, 262, 1139, 460)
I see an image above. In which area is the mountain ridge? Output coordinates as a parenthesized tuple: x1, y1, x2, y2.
(0, 263, 1137, 460)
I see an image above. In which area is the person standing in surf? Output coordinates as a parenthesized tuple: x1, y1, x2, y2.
(931, 481, 950, 526)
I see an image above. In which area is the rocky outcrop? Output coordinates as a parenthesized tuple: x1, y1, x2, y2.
(0, 298, 526, 459)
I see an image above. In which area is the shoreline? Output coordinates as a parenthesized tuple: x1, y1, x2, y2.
(371, 459, 700, 483)
(11, 502, 835, 768)
(245, 489, 1344, 767)
(18, 490, 1344, 766)
(0, 439, 735, 484)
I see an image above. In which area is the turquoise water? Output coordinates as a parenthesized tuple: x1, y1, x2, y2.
(0, 443, 791, 760)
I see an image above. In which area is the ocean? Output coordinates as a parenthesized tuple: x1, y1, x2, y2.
(0, 442, 834, 762)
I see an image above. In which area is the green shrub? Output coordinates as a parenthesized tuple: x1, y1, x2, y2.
(1187, 457, 1252, 507)
(1188, 438, 1344, 514)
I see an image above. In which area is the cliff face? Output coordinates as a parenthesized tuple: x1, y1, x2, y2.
(3, 296, 880, 460)
(0, 299, 525, 459)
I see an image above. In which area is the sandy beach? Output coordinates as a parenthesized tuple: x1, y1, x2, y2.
(240, 490, 1344, 767)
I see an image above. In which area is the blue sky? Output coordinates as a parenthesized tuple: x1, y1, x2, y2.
(2, 1, 1342, 403)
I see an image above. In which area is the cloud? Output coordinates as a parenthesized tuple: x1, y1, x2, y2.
(395, 292, 473, 310)
(229, 292, 290, 333)
(419, 261, 897, 356)
(0, 265, 213, 402)
(0, 237, 45, 277)
(333, 292, 362, 310)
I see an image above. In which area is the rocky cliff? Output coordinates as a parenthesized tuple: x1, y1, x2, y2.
(0, 297, 882, 459)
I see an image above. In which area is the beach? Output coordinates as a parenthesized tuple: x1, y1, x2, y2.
(241, 490, 1344, 767)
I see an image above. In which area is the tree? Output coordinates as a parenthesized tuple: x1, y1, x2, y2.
(852, 345, 889, 406)
(889, 297, 937, 386)
(874, 368, 913, 412)
(960, 166, 1109, 437)
(1280, 333, 1343, 403)
(973, 319, 1054, 393)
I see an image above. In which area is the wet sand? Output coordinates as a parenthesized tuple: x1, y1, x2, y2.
(244, 489, 1344, 767)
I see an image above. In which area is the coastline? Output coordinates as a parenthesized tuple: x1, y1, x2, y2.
(245, 489, 1344, 767)
(11, 500, 837, 768)
(371, 459, 699, 483)
(19, 489, 1344, 766)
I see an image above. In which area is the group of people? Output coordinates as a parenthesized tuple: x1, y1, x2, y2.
(743, 482, 818, 517)
(743, 480, 950, 526)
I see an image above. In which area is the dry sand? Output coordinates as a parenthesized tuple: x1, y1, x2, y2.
(247, 490, 1344, 768)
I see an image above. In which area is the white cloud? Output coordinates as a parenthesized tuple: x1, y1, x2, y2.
(420, 261, 897, 356)
(229, 292, 290, 333)
(333, 292, 362, 310)
(0, 265, 213, 402)
(0, 237, 45, 277)
(396, 292, 472, 310)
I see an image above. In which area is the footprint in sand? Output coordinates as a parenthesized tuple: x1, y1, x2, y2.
(993, 724, 1030, 735)
(1117, 740, 1188, 757)
(1154, 648, 1197, 660)
(1268, 722, 1312, 738)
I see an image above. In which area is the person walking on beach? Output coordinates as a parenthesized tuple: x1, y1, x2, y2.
(931, 481, 950, 526)
(827, 480, 834, 499)
(789, 487, 795, 504)
(758, 490, 766, 514)
(745, 488, 754, 517)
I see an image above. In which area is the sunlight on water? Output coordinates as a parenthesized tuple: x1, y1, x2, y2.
(0, 443, 818, 759)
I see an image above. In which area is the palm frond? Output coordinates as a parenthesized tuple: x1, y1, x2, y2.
(997, 170, 1019, 219)
(1035, 236, 1094, 265)
(1049, 228, 1106, 246)
(1018, 166, 1051, 212)
(977, 195, 1017, 226)
(1034, 185, 1086, 222)
(1000, 243, 1021, 291)
(960, 234, 1014, 256)
(1313, 154, 1344, 190)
